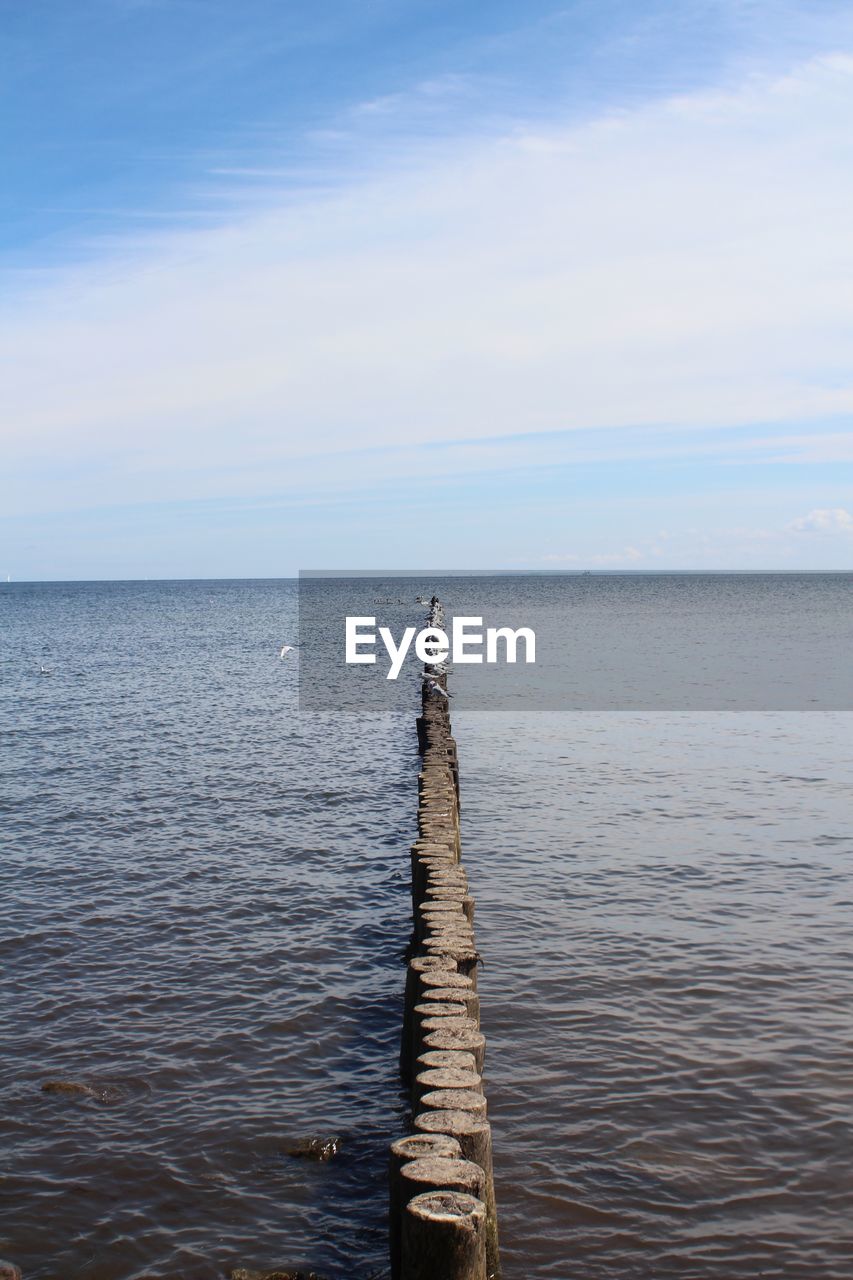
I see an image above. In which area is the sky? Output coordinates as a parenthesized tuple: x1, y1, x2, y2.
(2, 0, 853, 578)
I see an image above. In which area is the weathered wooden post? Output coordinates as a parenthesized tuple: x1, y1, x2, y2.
(422, 1024, 486, 1073)
(413, 1066, 483, 1107)
(401, 1192, 486, 1280)
(421, 984, 481, 1023)
(417, 1048, 478, 1074)
(399, 1187, 484, 1280)
(414, 1110, 500, 1279)
(389, 1133, 463, 1279)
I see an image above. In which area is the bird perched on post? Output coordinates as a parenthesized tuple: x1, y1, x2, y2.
(423, 677, 452, 699)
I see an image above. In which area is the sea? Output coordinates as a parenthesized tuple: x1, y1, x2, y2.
(2, 576, 852, 1279)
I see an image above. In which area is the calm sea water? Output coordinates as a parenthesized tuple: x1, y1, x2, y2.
(2, 578, 852, 1279)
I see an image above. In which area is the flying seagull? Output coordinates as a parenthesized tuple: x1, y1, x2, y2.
(280, 645, 295, 658)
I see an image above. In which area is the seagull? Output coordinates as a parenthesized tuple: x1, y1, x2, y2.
(280, 645, 295, 658)
(423, 677, 452, 699)
(39, 664, 52, 676)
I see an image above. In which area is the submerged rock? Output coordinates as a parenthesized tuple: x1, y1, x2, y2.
(283, 1136, 341, 1161)
(40, 1080, 96, 1100)
(0, 1262, 22, 1280)
(39, 1079, 129, 1104)
(230, 1271, 326, 1280)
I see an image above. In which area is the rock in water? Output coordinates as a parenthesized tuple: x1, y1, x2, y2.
(39, 1079, 128, 1103)
(230, 1271, 326, 1280)
(0, 1262, 23, 1280)
(40, 1080, 95, 1100)
(283, 1136, 341, 1161)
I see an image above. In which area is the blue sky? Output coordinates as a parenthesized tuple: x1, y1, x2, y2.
(2, 0, 853, 578)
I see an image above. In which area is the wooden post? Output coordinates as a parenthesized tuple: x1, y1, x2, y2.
(417, 1088, 488, 1119)
(401, 1191, 486, 1280)
(408, 1002, 469, 1076)
(413, 1110, 500, 1280)
(417, 983, 479, 1024)
(413, 1066, 483, 1107)
(417, 1048, 477, 1074)
(389, 1133, 462, 1280)
(417, 970, 473, 997)
(399, 1156, 485, 1210)
(416, 1013, 477, 1053)
(402, 955, 459, 1076)
(421, 938, 480, 984)
(422, 1025, 486, 1073)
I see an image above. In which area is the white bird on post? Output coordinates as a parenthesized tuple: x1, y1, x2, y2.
(423, 677, 451, 699)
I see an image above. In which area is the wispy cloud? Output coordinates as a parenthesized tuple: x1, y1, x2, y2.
(2, 47, 853, 544)
(352, 73, 490, 119)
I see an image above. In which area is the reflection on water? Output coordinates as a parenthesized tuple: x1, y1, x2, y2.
(2, 580, 852, 1278)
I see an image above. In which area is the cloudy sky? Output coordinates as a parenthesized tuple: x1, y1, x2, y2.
(2, 0, 853, 578)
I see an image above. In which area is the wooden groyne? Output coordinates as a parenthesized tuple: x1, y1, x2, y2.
(389, 599, 500, 1280)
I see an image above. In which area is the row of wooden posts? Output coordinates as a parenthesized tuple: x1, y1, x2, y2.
(389, 599, 500, 1280)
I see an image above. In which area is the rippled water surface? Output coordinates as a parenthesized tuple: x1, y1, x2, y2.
(3, 580, 414, 1280)
(457, 708, 853, 1278)
(3, 579, 852, 1279)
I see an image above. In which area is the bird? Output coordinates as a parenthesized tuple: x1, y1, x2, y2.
(38, 664, 52, 676)
(280, 645, 295, 658)
(423, 677, 452, 699)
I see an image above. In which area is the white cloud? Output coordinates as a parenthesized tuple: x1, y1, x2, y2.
(789, 507, 853, 532)
(3, 51, 853, 510)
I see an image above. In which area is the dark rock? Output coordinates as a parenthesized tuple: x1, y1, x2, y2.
(0, 1262, 22, 1280)
(40, 1080, 96, 1100)
(283, 1136, 341, 1162)
(39, 1079, 127, 1104)
(230, 1271, 326, 1280)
